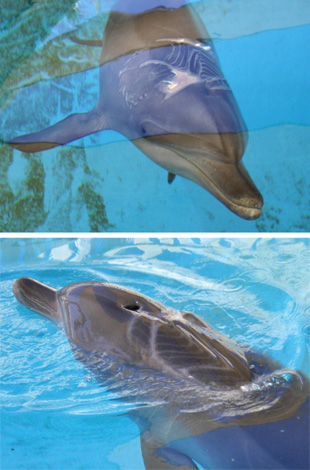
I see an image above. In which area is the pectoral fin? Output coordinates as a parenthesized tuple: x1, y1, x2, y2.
(141, 432, 198, 470)
(9, 109, 108, 153)
(69, 36, 103, 47)
(168, 172, 176, 184)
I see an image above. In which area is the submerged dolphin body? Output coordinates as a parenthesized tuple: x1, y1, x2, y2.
(9, 2, 263, 220)
(13, 277, 309, 470)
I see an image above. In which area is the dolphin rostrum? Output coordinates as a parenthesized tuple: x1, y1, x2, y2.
(13, 277, 309, 469)
(8, 1, 263, 220)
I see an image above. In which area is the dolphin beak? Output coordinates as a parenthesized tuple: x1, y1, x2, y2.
(13, 277, 59, 322)
(226, 162, 263, 220)
(176, 152, 264, 220)
(192, 159, 263, 220)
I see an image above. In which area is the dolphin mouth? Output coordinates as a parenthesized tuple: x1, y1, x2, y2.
(176, 150, 263, 220)
(222, 197, 262, 220)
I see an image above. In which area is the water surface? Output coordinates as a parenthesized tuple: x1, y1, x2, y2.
(1, 238, 309, 469)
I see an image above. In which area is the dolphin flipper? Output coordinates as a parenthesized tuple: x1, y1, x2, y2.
(168, 172, 176, 184)
(9, 109, 108, 153)
(184, 398, 310, 470)
(69, 37, 103, 47)
(141, 433, 198, 470)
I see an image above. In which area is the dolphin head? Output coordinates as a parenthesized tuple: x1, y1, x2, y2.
(57, 283, 251, 386)
(57, 282, 164, 357)
(13, 278, 251, 386)
(114, 44, 263, 219)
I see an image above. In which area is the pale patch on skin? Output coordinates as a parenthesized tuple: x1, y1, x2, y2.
(162, 68, 201, 98)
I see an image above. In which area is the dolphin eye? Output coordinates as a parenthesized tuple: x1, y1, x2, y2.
(140, 120, 166, 137)
(124, 303, 141, 312)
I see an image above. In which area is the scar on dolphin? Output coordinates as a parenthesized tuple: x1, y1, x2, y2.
(8, 1, 263, 220)
(13, 277, 309, 470)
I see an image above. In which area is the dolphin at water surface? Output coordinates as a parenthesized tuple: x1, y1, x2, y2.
(8, 1, 263, 220)
(13, 277, 309, 470)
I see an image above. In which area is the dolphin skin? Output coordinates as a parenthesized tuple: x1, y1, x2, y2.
(13, 277, 309, 470)
(8, 1, 263, 220)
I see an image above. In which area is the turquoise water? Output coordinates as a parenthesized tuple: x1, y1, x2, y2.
(1, 237, 309, 469)
(0, 1, 309, 231)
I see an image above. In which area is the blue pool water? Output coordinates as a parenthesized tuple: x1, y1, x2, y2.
(1, 237, 309, 469)
(0, 1, 309, 232)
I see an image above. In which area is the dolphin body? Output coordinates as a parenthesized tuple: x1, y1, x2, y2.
(13, 277, 309, 469)
(9, 1, 263, 220)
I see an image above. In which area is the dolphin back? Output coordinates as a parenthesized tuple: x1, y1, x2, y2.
(13, 277, 60, 322)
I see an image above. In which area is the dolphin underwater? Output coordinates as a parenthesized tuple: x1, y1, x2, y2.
(8, 0, 263, 220)
(13, 277, 309, 469)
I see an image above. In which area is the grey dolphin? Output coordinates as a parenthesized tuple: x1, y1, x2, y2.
(8, 2, 263, 220)
(13, 277, 309, 470)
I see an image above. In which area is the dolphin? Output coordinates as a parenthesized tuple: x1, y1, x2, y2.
(8, 1, 263, 220)
(13, 277, 309, 470)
